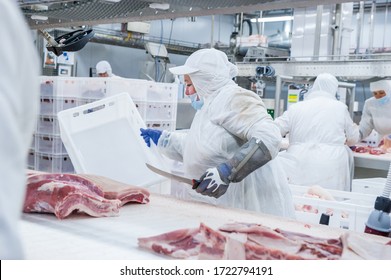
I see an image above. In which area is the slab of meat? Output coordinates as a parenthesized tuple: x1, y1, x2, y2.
(77, 174, 150, 206)
(138, 222, 391, 260)
(24, 173, 150, 219)
(220, 223, 342, 260)
(138, 227, 202, 259)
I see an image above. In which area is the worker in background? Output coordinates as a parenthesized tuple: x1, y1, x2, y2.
(0, 0, 40, 259)
(140, 48, 295, 218)
(359, 79, 391, 140)
(96, 60, 118, 77)
(274, 73, 359, 192)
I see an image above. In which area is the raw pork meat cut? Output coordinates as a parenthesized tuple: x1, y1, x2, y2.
(138, 222, 391, 260)
(138, 227, 202, 259)
(138, 223, 235, 260)
(77, 174, 150, 206)
(24, 172, 150, 219)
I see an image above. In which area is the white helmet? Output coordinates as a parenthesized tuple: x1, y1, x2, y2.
(96, 60, 112, 77)
(370, 80, 391, 95)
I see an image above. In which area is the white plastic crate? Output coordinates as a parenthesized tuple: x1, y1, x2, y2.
(40, 77, 55, 96)
(40, 76, 107, 98)
(352, 178, 387, 196)
(57, 92, 171, 194)
(133, 102, 147, 120)
(40, 97, 78, 115)
(77, 97, 102, 107)
(36, 115, 60, 135)
(290, 184, 376, 232)
(79, 78, 107, 100)
(27, 149, 35, 169)
(35, 152, 74, 173)
(147, 82, 178, 102)
(145, 102, 177, 120)
(145, 120, 176, 131)
(55, 77, 84, 97)
(35, 133, 67, 155)
(29, 134, 35, 150)
(106, 79, 149, 102)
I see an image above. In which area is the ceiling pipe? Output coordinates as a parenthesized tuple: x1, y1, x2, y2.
(355, 1, 364, 55)
(313, 5, 323, 61)
(368, 1, 376, 54)
(332, 3, 342, 60)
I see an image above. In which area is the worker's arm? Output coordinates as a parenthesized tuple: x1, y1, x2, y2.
(193, 90, 277, 198)
(193, 137, 271, 198)
(358, 100, 375, 140)
(274, 110, 291, 138)
(344, 109, 360, 146)
(140, 128, 187, 162)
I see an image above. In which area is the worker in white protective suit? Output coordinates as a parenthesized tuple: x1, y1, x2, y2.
(96, 60, 118, 77)
(274, 73, 360, 192)
(0, 1, 40, 259)
(359, 79, 391, 140)
(140, 48, 295, 218)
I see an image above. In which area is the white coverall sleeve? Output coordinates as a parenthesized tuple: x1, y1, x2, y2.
(0, 1, 40, 260)
(358, 100, 374, 140)
(157, 130, 187, 162)
(344, 109, 360, 146)
(274, 110, 291, 137)
(212, 90, 282, 158)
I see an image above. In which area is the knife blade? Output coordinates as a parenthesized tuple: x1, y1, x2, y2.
(146, 163, 200, 188)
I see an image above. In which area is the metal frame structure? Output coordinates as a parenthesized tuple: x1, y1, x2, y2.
(19, 0, 352, 30)
(237, 57, 391, 79)
(273, 75, 356, 118)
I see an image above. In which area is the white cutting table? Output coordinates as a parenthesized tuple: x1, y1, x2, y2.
(353, 152, 391, 171)
(19, 193, 389, 260)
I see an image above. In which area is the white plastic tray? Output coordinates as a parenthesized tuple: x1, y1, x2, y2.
(58, 92, 169, 192)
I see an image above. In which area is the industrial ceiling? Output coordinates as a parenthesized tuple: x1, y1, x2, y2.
(19, 0, 353, 30)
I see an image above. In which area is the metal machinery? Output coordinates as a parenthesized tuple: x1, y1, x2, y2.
(39, 28, 94, 56)
(236, 57, 391, 118)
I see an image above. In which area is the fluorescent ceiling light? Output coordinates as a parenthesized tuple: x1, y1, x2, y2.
(250, 16, 294, 23)
(31, 15, 48, 21)
(149, 3, 170, 10)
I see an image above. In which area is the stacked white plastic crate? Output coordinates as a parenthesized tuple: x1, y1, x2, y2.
(29, 76, 178, 173)
(106, 78, 178, 132)
(30, 77, 83, 172)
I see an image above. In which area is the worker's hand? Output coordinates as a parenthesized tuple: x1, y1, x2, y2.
(193, 164, 231, 198)
(140, 128, 162, 147)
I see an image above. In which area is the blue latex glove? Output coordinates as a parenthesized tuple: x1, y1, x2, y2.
(140, 128, 162, 147)
(193, 163, 231, 198)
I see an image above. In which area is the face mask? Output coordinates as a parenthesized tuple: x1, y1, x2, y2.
(376, 95, 390, 106)
(189, 94, 204, 110)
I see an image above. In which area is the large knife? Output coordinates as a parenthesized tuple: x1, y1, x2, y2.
(146, 163, 200, 188)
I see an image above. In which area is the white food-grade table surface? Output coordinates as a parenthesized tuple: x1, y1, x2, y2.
(354, 152, 391, 170)
(20, 193, 389, 260)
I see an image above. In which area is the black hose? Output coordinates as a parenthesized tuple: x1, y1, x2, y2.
(242, 19, 253, 36)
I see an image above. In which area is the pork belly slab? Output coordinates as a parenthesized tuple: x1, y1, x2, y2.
(24, 173, 150, 219)
(77, 174, 150, 206)
(138, 222, 391, 260)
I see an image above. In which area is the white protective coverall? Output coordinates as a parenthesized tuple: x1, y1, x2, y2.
(359, 80, 391, 140)
(0, 1, 40, 259)
(158, 48, 295, 218)
(274, 73, 360, 192)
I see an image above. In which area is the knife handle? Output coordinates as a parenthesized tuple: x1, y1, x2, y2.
(192, 179, 201, 189)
